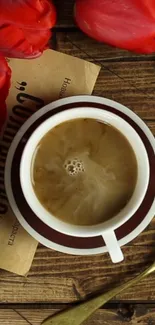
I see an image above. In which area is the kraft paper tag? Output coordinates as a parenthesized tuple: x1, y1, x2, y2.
(0, 49, 101, 275)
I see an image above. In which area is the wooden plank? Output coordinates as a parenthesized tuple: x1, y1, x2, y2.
(93, 66, 155, 120)
(56, 31, 155, 61)
(54, 0, 75, 28)
(0, 245, 155, 303)
(0, 304, 155, 325)
(56, 32, 155, 120)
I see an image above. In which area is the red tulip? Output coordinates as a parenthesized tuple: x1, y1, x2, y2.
(75, 0, 155, 54)
(0, 0, 57, 132)
(0, 0, 57, 59)
(0, 56, 11, 132)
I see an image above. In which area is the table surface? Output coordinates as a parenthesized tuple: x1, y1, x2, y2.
(1, 1, 155, 324)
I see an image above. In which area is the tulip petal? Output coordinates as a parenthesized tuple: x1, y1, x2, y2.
(0, 0, 56, 58)
(0, 24, 52, 58)
(0, 0, 56, 29)
(75, 0, 155, 54)
(0, 56, 11, 132)
(23, 28, 52, 52)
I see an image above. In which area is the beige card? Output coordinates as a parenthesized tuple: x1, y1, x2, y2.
(0, 49, 100, 275)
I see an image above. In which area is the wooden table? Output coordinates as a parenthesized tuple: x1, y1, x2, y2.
(0, 1, 155, 324)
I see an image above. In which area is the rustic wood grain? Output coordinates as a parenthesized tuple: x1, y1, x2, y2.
(56, 31, 155, 61)
(0, 0, 154, 314)
(0, 304, 155, 325)
(1, 245, 155, 303)
(55, 31, 155, 120)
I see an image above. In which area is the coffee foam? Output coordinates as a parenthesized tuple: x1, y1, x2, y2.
(64, 157, 85, 176)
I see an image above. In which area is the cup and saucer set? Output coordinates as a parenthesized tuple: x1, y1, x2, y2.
(5, 95, 155, 263)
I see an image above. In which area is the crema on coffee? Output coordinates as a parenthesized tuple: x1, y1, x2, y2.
(32, 118, 137, 225)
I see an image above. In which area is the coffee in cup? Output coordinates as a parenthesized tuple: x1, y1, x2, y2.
(20, 107, 149, 263)
(32, 118, 137, 226)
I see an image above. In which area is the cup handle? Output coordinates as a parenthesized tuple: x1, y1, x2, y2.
(102, 230, 124, 263)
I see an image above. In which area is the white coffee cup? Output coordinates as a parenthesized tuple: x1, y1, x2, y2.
(20, 107, 150, 263)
